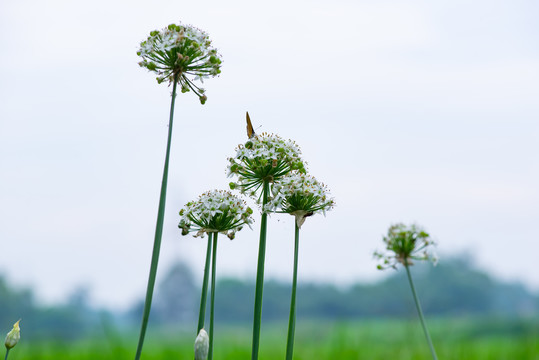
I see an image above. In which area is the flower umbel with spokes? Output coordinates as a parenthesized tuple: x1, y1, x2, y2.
(179, 190, 254, 239)
(374, 223, 438, 270)
(138, 23, 222, 104)
(180, 190, 253, 360)
(374, 224, 438, 360)
(265, 173, 335, 228)
(228, 133, 306, 201)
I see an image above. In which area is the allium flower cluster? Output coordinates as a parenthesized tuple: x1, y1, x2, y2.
(179, 190, 253, 239)
(265, 173, 335, 227)
(227, 133, 306, 200)
(137, 23, 222, 104)
(374, 223, 438, 270)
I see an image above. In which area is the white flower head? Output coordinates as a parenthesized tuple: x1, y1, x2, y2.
(227, 133, 306, 201)
(264, 173, 335, 227)
(137, 23, 222, 104)
(374, 223, 437, 270)
(179, 190, 254, 239)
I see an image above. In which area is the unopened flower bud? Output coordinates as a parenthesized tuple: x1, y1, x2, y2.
(194, 328, 209, 360)
(4, 320, 20, 350)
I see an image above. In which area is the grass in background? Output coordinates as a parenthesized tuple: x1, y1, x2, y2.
(9, 317, 539, 360)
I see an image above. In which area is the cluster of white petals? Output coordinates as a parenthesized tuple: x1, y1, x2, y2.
(139, 25, 211, 57)
(137, 23, 222, 103)
(374, 223, 438, 269)
(264, 173, 335, 227)
(179, 190, 253, 239)
(227, 133, 306, 199)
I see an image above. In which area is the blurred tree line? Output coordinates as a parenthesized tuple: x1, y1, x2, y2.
(209, 256, 538, 323)
(1, 256, 538, 340)
(0, 280, 105, 340)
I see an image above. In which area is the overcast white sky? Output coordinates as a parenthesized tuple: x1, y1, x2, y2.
(1, 0, 538, 310)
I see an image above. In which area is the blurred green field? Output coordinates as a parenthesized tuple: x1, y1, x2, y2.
(8, 317, 539, 360)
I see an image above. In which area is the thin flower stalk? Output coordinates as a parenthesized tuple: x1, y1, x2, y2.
(405, 264, 438, 360)
(374, 223, 438, 360)
(197, 233, 213, 334)
(251, 180, 269, 360)
(208, 233, 219, 360)
(134, 73, 178, 360)
(285, 222, 300, 360)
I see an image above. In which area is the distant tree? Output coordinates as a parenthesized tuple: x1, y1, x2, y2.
(152, 261, 197, 325)
(213, 278, 253, 323)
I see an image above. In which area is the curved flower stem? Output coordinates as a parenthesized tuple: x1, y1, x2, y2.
(134, 74, 179, 360)
(197, 233, 213, 334)
(208, 233, 219, 360)
(251, 180, 270, 360)
(285, 222, 300, 360)
(405, 264, 438, 360)
(4, 349, 10, 360)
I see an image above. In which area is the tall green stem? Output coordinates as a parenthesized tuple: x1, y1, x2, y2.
(197, 233, 213, 334)
(4, 349, 9, 360)
(251, 180, 270, 360)
(134, 74, 179, 360)
(285, 222, 300, 360)
(208, 233, 218, 360)
(405, 264, 438, 360)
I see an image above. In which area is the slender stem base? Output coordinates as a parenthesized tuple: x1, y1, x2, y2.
(4, 349, 10, 360)
(134, 77, 179, 360)
(405, 265, 438, 360)
(208, 233, 218, 360)
(251, 180, 269, 360)
(197, 234, 213, 334)
(285, 223, 300, 360)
